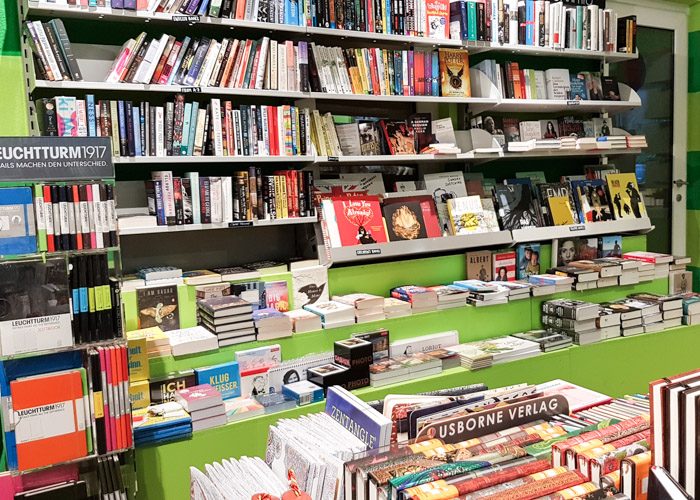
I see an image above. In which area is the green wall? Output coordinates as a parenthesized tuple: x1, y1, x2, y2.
(0, 0, 28, 135)
(689, 5, 700, 289)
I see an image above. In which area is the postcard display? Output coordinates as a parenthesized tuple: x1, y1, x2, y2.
(0, 137, 133, 498)
(15, 0, 683, 499)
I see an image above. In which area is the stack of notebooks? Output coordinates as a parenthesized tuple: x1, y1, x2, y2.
(166, 325, 219, 356)
(174, 384, 226, 432)
(283, 308, 322, 333)
(333, 293, 385, 323)
(451, 280, 509, 306)
(383, 297, 412, 318)
(302, 300, 356, 329)
(426, 285, 469, 309)
(197, 295, 256, 346)
(252, 308, 293, 340)
(127, 326, 172, 358)
(132, 401, 192, 446)
(390, 286, 438, 313)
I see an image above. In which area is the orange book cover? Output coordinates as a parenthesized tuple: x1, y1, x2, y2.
(415, 51, 425, 96)
(10, 369, 87, 471)
(621, 451, 651, 500)
(439, 48, 470, 97)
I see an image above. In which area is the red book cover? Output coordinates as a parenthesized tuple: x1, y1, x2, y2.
(452, 459, 552, 495)
(480, 470, 587, 500)
(510, 63, 522, 99)
(10, 369, 88, 471)
(331, 196, 388, 246)
(290, 170, 299, 217)
(120, 345, 133, 449)
(105, 346, 117, 451)
(110, 346, 123, 451)
(43, 185, 55, 253)
(415, 51, 425, 96)
(368, 49, 381, 96)
(98, 348, 112, 452)
(492, 250, 516, 281)
(519, 70, 527, 100)
(116, 345, 127, 449)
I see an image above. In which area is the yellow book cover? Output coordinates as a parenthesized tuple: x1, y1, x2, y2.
(129, 379, 151, 410)
(127, 336, 149, 382)
(355, 48, 370, 94)
(439, 48, 471, 97)
(605, 173, 646, 219)
(127, 326, 168, 350)
(548, 196, 576, 225)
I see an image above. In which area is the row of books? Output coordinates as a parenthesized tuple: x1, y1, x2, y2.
(0, 183, 117, 256)
(133, 169, 315, 227)
(35, 96, 312, 159)
(23, 20, 82, 82)
(1, 343, 132, 472)
(475, 62, 624, 101)
(31, 0, 636, 55)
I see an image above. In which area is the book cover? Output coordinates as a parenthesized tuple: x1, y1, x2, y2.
(466, 250, 492, 281)
(195, 362, 241, 400)
(516, 244, 541, 280)
(606, 173, 646, 219)
(382, 200, 429, 241)
(127, 336, 149, 382)
(548, 196, 577, 225)
(447, 196, 489, 235)
(382, 195, 441, 239)
(0, 187, 37, 255)
(493, 251, 516, 281)
(439, 48, 470, 97)
(570, 179, 614, 222)
(330, 196, 388, 246)
(494, 184, 541, 230)
(537, 182, 580, 225)
(0, 258, 72, 356)
(502, 117, 521, 143)
(424, 171, 469, 235)
(379, 120, 416, 155)
(599, 235, 623, 258)
(601, 77, 621, 101)
(137, 285, 180, 331)
(408, 113, 434, 153)
(325, 386, 390, 449)
(358, 120, 382, 155)
(291, 265, 329, 309)
(263, 281, 290, 312)
(426, 0, 450, 38)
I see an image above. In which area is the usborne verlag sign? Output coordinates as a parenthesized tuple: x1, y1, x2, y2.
(416, 394, 570, 444)
(0, 137, 114, 181)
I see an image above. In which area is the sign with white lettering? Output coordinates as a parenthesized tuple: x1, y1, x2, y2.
(415, 394, 569, 444)
(0, 137, 113, 180)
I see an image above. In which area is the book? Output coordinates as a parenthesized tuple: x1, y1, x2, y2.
(492, 250, 516, 281)
(194, 362, 241, 400)
(423, 171, 468, 235)
(174, 384, 223, 412)
(0, 187, 37, 255)
(466, 250, 493, 281)
(167, 326, 219, 356)
(516, 244, 541, 280)
(379, 120, 416, 155)
(325, 386, 391, 449)
(494, 184, 542, 230)
(606, 173, 646, 219)
(438, 48, 470, 97)
(324, 196, 388, 246)
(291, 265, 329, 309)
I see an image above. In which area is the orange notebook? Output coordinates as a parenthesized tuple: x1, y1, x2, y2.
(10, 369, 88, 471)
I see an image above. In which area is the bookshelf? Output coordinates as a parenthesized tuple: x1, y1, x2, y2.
(118, 214, 317, 235)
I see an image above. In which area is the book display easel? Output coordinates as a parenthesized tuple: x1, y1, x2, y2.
(0, 137, 133, 498)
(14, 1, 699, 499)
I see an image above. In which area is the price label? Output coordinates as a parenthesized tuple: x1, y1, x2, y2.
(229, 221, 254, 227)
(327, 156, 339, 162)
(172, 14, 200, 22)
(180, 86, 202, 93)
(566, 100, 581, 106)
(356, 248, 381, 256)
(568, 225, 586, 232)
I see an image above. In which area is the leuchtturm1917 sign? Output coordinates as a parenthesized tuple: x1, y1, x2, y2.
(0, 137, 114, 181)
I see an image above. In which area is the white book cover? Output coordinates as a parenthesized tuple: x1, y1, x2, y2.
(309, 44, 325, 92)
(255, 37, 270, 90)
(193, 109, 207, 156)
(209, 176, 223, 223)
(140, 35, 169, 84)
(167, 326, 218, 356)
(519, 120, 542, 141)
(320, 46, 337, 94)
(278, 44, 287, 91)
(292, 265, 329, 310)
(152, 171, 176, 224)
(270, 40, 279, 91)
(155, 106, 165, 156)
(221, 176, 233, 223)
(423, 171, 468, 235)
(432, 117, 456, 144)
(545, 68, 571, 100)
(32, 21, 62, 81)
(75, 99, 88, 137)
(336, 47, 353, 94)
(91, 183, 104, 248)
(260, 105, 270, 156)
(211, 99, 224, 156)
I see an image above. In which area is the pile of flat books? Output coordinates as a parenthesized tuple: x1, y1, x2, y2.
(682, 292, 700, 325)
(529, 274, 575, 293)
(628, 292, 683, 332)
(470, 336, 542, 364)
(541, 298, 602, 345)
(197, 295, 256, 346)
(389, 286, 438, 313)
(623, 251, 673, 280)
(132, 401, 192, 446)
(175, 384, 226, 432)
(451, 280, 509, 306)
(253, 308, 293, 340)
(303, 300, 356, 328)
(451, 343, 493, 370)
(499, 281, 533, 300)
(626, 135, 648, 148)
(369, 353, 443, 387)
(426, 285, 469, 309)
(383, 297, 412, 318)
(166, 326, 219, 356)
(283, 309, 322, 333)
(512, 330, 573, 352)
(333, 293, 385, 323)
(127, 326, 171, 358)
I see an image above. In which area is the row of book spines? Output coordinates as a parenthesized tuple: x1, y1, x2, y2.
(36, 97, 310, 158)
(69, 253, 122, 345)
(23, 19, 83, 82)
(88, 345, 133, 455)
(33, 183, 118, 253)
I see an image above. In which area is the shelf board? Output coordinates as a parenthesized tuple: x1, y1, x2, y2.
(118, 216, 317, 235)
(510, 217, 655, 244)
(0, 338, 126, 361)
(11, 447, 133, 477)
(325, 231, 513, 264)
(314, 154, 435, 163)
(305, 26, 463, 47)
(0, 246, 119, 262)
(113, 155, 315, 164)
(470, 98, 641, 115)
(465, 40, 638, 62)
(307, 91, 498, 104)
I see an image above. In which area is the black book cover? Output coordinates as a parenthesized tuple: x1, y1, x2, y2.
(221, 0, 234, 17)
(256, 167, 264, 219)
(200, 176, 211, 223)
(58, 185, 70, 250)
(601, 77, 621, 101)
(517, 0, 526, 44)
(335, 0, 345, 29)
(99, 100, 111, 141)
(214, 39, 233, 87)
(148, 104, 156, 156)
(202, 103, 212, 156)
(358, 0, 366, 31)
(69, 256, 80, 343)
(173, 38, 199, 85)
(76, 256, 89, 338)
(99, 183, 110, 244)
(93, 254, 107, 340)
(240, 104, 250, 156)
(66, 185, 77, 250)
(172, 94, 185, 156)
(125, 101, 135, 156)
(35, 98, 58, 136)
(117, 101, 128, 156)
(374, 0, 383, 32)
(50, 184, 62, 250)
(137, 284, 180, 331)
(165, 102, 175, 155)
(42, 22, 70, 81)
(537, 181, 580, 226)
(408, 113, 433, 153)
(255, 105, 264, 153)
(307, 47, 323, 93)
(109, 276, 123, 339)
(383, 200, 428, 241)
(304, 171, 315, 216)
(49, 19, 82, 81)
(477, 1, 485, 40)
(173, 177, 185, 225)
(181, 178, 194, 224)
(139, 102, 147, 155)
(124, 39, 149, 83)
(105, 184, 118, 246)
(494, 183, 541, 230)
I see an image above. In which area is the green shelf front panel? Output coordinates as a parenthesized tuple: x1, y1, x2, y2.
(135, 323, 700, 500)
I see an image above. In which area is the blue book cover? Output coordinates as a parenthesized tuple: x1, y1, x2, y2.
(516, 243, 541, 280)
(386, 0, 392, 33)
(187, 102, 199, 156)
(526, 0, 534, 46)
(0, 187, 37, 255)
(569, 74, 587, 100)
(86, 94, 96, 137)
(197, 0, 211, 15)
(132, 106, 142, 156)
(431, 51, 439, 96)
(183, 38, 211, 87)
(117, 100, 127, 154)
(325, 386, 390, 449)
(195, 362, 241, 400)
(180, 103, 192, 156)
(599, 235, 622, 258)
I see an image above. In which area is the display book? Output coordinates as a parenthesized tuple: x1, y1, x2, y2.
(188, 378, 654, 500)
(27, 0, 636, 54)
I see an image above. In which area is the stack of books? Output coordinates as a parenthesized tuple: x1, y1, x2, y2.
(498, 281, 533, 301)
(541, 299, 602, 345)
(224, 397, 265, 423)
(174, 384, 226, 432)
(619, 297, 662, 334)
(166, 326, 219, 356)
(197, 296, 256, 346)
(333, 293, 385, 323)
(603, 299, 645, 336)
(138, 266, 184, 286)
(512, 330, 573, 352)
(252, 308, 293, 341)
(529, 274, 575, 293)
(383, 297, 412, 318)
(303, 300, 356, 328)
(451, 343, 493, 370)
(283, 309, 322, 333)
(132, 401, 192, 446)
(460, 336, 542, 365)
(628, 293, 683, 331)
(451, 280, 508, 307)
(682, 293, 700, 325)
(389, 286, 438, 313)
(594, 305, 623, 340)
(127, 326, 172, 358)
(624, 251, 673, 280)
(426, 285, 469, 309)
(627, 135, 649, 148)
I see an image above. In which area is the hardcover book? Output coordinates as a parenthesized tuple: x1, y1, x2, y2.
(516, 244, 541, 280)
(537, 182, 580, 225)
(382, 200, 429, 241)
(424, 171, 469, 235)
(494, 184, 542, 230)
(466, 250, 493, 281)
(492, 251, 516, 281)
(379, 120, 416, 155)
(263, 280, 290, 312)
(325, 386, 391, 449)
(548, 196, 577, 225)
(571, 179, 614, 222)
(291, 265, 329, 309)
(447, 196, 492, 235)
(329, 196, 388, 246)
(438, 48, 470, 97)
(194, 362, 241, 400)
(606, 173, 646, 219)
(137, 285, 180, 331)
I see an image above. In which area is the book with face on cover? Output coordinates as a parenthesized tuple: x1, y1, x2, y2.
(327, 196, 388, 247)
(494, 184, 542, 230)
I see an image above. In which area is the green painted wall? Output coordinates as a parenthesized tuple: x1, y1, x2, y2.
(0, 0, 28, 136)
(689, 5, 700, 288)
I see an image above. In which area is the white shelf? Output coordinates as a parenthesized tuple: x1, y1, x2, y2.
(470, 98, 641, 115)
(325, 231, 513, 264)
(510, 217, 655, 244)
(118, 216, 317, 235)
(305, 27, 463, 47)
(113, 155, 315, 164)
(307, 91, 498, 105)
(314, 154, 435, 163)
(465, 41, 638, 62)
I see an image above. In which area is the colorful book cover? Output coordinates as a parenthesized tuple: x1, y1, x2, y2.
(408, 113, 434, 153)
(606, 173, 646, 219)
(447, 196, 488, 235)
(571, 179, 614, 222)
(195, 362, 241, 400)
(127, 336, 149, 382)
(383, 200, 429, 241)
(149, 370, 196, 404)
(516, 243, 541, 280)
(424, 171, 469, 235)
(548, 196, 576, 225)
(466, 250, 492, 281)
(383, 195, 441, 239)
(129, 379, 151, 410)
(330, 196, 388, 246)
(9, 369, 88, 471)
(137, 285, 180, 331)
(426, 0, 450, 38)
(379, 120, 416, 155)
(537, 182, 580, 225)
(599, 235, 623, 258)
(263, 280, 290, 312)
(438, 48, 470, 97)
(132, 401, 191, 431)
(0, 187, 37, 255)
(325, 386, 390, 449)
(492, 251, 516, 281)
